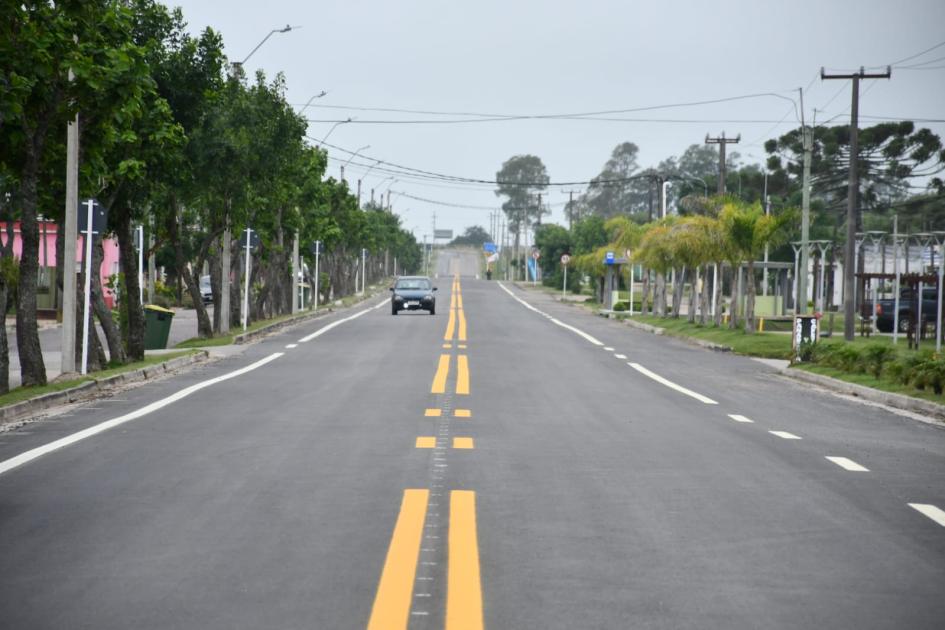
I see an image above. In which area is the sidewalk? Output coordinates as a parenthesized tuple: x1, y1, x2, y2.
(5, 307, 209, 389)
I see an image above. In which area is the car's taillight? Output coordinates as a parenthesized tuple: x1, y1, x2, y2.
(876, 304, 883, 315)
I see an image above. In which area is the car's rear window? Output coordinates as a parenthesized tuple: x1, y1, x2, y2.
(396, 279, 431, 290)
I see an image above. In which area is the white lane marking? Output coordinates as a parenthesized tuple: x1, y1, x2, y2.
(299, 303, 377, 343)
(826, 456, 869, 472)
(285, 343, 298, 349)
(728, 414, 754, 423)
(373, 298, 392, 310)
(908, 503, 945, 528)
(769, 430, 802, 440)
(604, 347, 614, 352)
(496, 281, 605, 345)
(0, 353, 285, 477)
(615, 354, 627, 360)
(627, 363, 718, 404)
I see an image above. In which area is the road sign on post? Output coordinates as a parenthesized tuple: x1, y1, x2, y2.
(79, 199, 107, 375)
(560, 254, 570, 265)
(605, 251, 615, 265)
(561, 254, 570, 299)
(434, 229, 453, 240)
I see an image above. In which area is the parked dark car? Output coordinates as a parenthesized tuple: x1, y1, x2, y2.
(874, 287, 938, 333)
(390, 276, 437, 315)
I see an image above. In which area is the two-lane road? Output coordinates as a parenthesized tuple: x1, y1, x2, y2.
(1, 249, 943, 629)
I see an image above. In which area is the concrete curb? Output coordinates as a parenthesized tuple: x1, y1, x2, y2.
(0, 351, 210, 427)
(776, 366, 945, 423)
(615, 315, 734, 352)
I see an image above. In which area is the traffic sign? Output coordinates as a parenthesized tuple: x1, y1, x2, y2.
(560, 254, 571, 265)
(483, 242, 497, 253)
(78, 199, 107, 234)
(605, 251, 615, 265)
(531, 250, 541, 260)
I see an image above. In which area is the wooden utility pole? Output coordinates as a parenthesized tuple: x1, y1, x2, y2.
(821, 66, 891, 341)
(563, 190, 579, 230)
(705, 132, 740, 194)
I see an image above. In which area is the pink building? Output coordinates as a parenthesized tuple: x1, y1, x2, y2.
(1, 221, 121, 310)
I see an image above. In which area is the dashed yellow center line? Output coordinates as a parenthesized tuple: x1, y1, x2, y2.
(425, 408, 442, 417)
(432, 354, 451, 394)
(458, 308, 467, 342)
(453, 437, 474, 449)
(446, 490, 484, 630)
(367, 489, 430, 630)
(456, 355, 470, 395)
(442, 343, 452, 349)
(415, 436, 436, 448)
(454, 409, 471, 418)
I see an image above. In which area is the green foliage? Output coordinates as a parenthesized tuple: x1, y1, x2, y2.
(449, 226, 492, 248)
(495, 155, 549, 234)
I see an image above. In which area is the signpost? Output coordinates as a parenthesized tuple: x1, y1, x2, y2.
(561, 254, 570, 299)
(241, 228, 259, 331)
(530, 250, 540, 285)
(605, 251, 615, 265)
(78, 199, 107, 375)
(433, 229, 453, 241)
(310, 240, 321, 311)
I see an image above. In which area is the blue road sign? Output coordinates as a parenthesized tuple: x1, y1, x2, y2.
(605, 251, 615, 265)
(483, 242, 497, 253)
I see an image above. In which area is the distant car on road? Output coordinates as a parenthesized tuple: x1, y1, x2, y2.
(874, 287, 938, 333)
(390, 276, 437, 315)
(199, 275, 212, 305)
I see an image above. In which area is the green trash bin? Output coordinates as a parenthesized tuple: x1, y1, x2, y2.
(144, 305, 175, 349)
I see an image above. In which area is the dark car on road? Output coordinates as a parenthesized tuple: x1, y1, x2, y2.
(390, 276, 437, 315)
(874, 287, 938, 333)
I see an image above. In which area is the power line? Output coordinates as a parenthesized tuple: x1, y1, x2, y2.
(885, 37, 945, 67)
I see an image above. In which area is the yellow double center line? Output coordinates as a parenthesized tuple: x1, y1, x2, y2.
(445, 277, 467, 343)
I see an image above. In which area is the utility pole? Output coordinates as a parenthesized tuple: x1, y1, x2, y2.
(705, 132, 740, 194)
(821, 65, 891, 341)
(655, 175, 666, 218)
(61, 70, 79, 374)
(798, 87, 813, 315)
(565, 190, 576, 230)
(357, 179, 361, 207)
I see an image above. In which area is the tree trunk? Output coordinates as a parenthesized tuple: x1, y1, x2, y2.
(166, 200, 212, 338)
(114, 211, 144, 361)
(90, 236, 126, 365)
(75, 267, 106, 373)
(699, 264, 710, 325)
(671, 266, 686, 319)
(210, 238, 222, 332)
(744, 260, 757, 334)
(713, 264, 724, 327)
(688, 266, 698, 324)
(16, 140, 49, 386)
(729, 265, 740, 329)
(0, 281, 9, 394)
(640, 268, 651, 315)
(655, 272, 666, 317)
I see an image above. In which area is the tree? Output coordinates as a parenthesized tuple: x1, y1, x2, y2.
(449, 226, 491, 248)
(581, 142, 641, 218)
(495, 155, 549, 248)
(534, 223, 575, 290)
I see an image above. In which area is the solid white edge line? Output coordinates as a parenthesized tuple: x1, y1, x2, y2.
(496, 282, 605, 346)
(769, 430, 802, 440)
(627, 362, 718, 405)
(0, 352, 285, 477)
(299, 302, 379, 343)
(825, 456, 870, 472)
(728, 414, 754, 423)
(908, 503, 945, 527)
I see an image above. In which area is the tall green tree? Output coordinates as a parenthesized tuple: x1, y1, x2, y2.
(495, 154, 549, 252)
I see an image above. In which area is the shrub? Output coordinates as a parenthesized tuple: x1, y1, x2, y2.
(861, 344, 897, 378)
(913, 355, 945, 395)
(887, 351, 934, 386)
(613, 301, 628, 312)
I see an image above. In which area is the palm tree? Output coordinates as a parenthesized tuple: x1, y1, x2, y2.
(719, 200, 793, 333)
(636, 221, 677, 317)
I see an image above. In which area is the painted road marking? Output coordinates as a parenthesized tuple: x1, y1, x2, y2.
(447, 490, 484, 630)
(367, 489, 429, 630)
(604, 347, 614, 352)
(445, 307, 456, 340)
(454, 409, 472, 418)
(453, 437, 474, 449)
(909, 503, 945, 528)
(432, 354, 451, 394)
(769, 430, 802, 440)
(497, 282, 605, 346)
(456, 355, 470, 395)
(615, 353, 627, 359)
(728, 414, 754, 423)
(298, 302, 380, 343)
(416, 437, 436, 448)
(458, 308, 467, 341)
(627, 363, 718, 405)
(826, 456, 869, 472)
(0, 353, 284, 478)
(285, 343, 298, 349)
(425, 409, 442, 417)
(458, 344, 467, 349)
(443, 344, 452, 349)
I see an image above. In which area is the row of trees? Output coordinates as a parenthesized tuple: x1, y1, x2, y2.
(1, 1, 421, 391)
(535, 197, 792, 333)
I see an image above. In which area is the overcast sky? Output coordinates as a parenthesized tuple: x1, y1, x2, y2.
(171, 0, 945, 241)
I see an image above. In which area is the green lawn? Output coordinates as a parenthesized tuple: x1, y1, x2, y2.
(0, 350, 198, 409)
(796, 363, 945, 405)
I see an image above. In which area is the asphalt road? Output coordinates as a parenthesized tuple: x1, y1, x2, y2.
(1, 249, 943, 629)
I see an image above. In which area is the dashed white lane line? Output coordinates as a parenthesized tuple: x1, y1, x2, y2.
(285, 343, 298, 349)
(769, 430, 802, 440)
(0, 352, 285, 477)
(497, 282, 604, 346)
(908, 503, 945, 528)
(603, 347, 615, 352)
(728, 414, 754, 423)
(826, 456, 870, 472)
(615, 354, 627, 360)
(627, 363, 718, 405)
